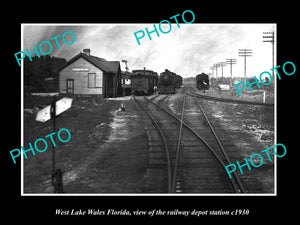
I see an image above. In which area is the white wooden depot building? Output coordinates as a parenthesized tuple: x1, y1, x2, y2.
(58, 49, 121, 98)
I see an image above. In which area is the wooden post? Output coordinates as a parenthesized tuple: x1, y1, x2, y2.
(50, 95, 56, 180)
(36, 95, 73, 193)
(50, 95, 63, 193)
(238, 49, 253, 82)
(263, 32, 275, 77)
(226, 59, 236, 87)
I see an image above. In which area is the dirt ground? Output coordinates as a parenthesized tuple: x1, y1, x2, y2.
(191, 86, 275, 148)
(195, 85, 274, 104)
(23, 95, 148, 193)
(23, 84, 275, 194)
(200, 101, 274, 193)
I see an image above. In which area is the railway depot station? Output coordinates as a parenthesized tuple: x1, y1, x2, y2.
(23, 58, 274, 194)
(22, 24, 275, 195)
(58, 49, 121, 98)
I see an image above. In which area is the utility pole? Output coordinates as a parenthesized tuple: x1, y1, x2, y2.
(213, 63, 219, 78)
(210, 66, 214, 78)
(238, 49, 252, 81)
(218, 62, 226, 81)
(263, 32, 275, 77)
(226, 58, 237, 86)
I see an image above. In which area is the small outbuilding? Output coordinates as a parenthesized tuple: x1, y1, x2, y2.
(58, 49, 121, 98)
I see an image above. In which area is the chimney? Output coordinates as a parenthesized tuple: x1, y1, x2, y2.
(83, 49, 90, 56)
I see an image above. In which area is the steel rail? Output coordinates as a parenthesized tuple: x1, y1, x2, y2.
(146, 93, 186, 193)
(171, 93, 186, 193)
(193, 95, 245, 193)
(149, 94, 244, 193)
(133, 95, 172, 193)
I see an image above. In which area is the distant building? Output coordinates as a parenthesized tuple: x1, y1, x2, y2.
(58, 49, 121, 98)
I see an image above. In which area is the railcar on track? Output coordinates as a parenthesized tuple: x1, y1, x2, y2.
(158, 69, 182, 94)
(130, 69, 158, 95)
(175, 74, 183, 88)
(196, 73, 210, 91)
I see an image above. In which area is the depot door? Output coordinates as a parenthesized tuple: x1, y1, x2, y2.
(66, 79, 74, 94)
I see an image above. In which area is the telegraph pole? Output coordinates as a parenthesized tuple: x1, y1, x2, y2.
(226, 58, 237, 86)
(218, 62, 226, 81)
(210, 66, 214, 78)
(238, 49, 252, 81)
(213, 63, 219, 78)
(263, 32, 275, 77)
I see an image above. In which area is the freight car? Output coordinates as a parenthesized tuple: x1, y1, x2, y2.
(158, 69, 182, 94)
(196, 73, 210, 92)
(131, 69, 158, 95)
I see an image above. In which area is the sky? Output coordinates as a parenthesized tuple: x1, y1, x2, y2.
(23, 23, 275, 78)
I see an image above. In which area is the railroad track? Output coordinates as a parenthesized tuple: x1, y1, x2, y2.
(133, 90, 245, 194)
(189, 91, 274, 107)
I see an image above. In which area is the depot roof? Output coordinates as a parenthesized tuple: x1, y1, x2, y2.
(58, 52, 120, 74)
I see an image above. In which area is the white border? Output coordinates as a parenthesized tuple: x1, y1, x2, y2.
(21, 23, 277, 196)
(21, 24, 24, 194)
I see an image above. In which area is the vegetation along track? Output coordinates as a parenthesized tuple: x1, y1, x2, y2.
(188, 91, 274, 107)
(133, 90, 245, 194)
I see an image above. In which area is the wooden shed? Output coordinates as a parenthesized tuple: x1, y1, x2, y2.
(58, 49, 121, 98)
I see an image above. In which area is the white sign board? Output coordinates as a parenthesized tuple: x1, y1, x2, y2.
(218, 84, 230, 90)
(35, 97, 73, 122)
(35, 105, 51, 122)
(72, 68, 89, 72)
(55, 97, 73, 116)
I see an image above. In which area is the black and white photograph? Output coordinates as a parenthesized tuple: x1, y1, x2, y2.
(21, 23, 276, 195)
(4, 5, 297, 224)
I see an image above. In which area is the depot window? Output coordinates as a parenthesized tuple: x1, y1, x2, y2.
(88, 73, 101, 88)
